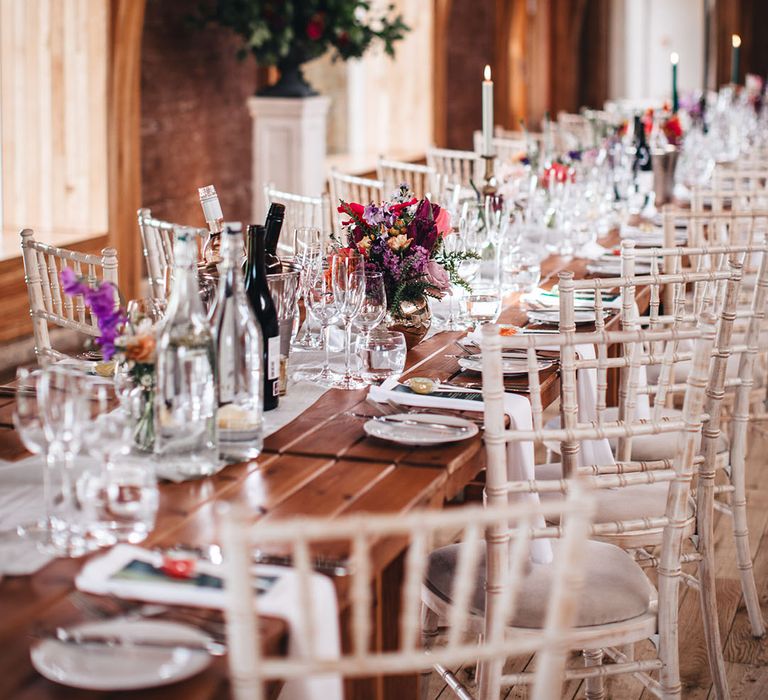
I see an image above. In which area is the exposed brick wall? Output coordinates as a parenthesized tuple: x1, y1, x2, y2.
(141, 0, 259, 227)
(444, 0, 495, 150)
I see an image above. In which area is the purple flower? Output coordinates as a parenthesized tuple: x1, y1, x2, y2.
(59, 269, 125, 360)
(60, 267, 90, 297)
(362, 203, 396, 228)
(567, 149, 582, 161)
(405, 244, 430, 275)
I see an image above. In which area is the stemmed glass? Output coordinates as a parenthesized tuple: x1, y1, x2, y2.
(440, 230, 469, 330)
(331, 252, 367, 390)
(37, 365, 91, 556)
(295, 264, 341, 385)
(293, 227, 323, 349)
(11, 368, 51, 545)
(354, 271, 387, 341)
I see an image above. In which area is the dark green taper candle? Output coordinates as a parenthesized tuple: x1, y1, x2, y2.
(671, 52, 679, 112)
(731, 34, 741, 84)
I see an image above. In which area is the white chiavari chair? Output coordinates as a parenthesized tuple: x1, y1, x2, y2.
(470, 317, 724, 698)
(263, 184, 333, 254)
(556, 241, 768, 647)
(221, 491, 594, 700)
(471, 132, 527, 163)
(556, 112, 593, 151)
(137, 208, 176, 300)
(376, 158, 437, 199)
(546, 241, 745, 463)
(20, 229, 119, 363)
(426, 146, 482, 189)
(327, 170, 385, 236)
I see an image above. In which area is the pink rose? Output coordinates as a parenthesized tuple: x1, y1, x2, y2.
(434, 207, 452, 237)
(425, 260, 451, 298)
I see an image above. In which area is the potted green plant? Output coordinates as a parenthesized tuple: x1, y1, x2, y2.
(196, 1, 409, 97)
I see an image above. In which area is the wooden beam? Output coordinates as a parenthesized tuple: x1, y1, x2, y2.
(432, 0, 452, 147)
(107, 0, 146, 301)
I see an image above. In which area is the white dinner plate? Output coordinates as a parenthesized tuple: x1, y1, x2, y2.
(526, 309, 596, 325)
(30, 619, 213, 691)
(458, 355, 554, 376)
(363, 413, 479, 446)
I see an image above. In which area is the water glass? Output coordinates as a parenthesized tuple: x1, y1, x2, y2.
(503, 251, 541, 293)
(92, 453, 158, 545)
(358, 331, 407, 383)
(267, 261, 302, 395)
(465, 283, 503, 325)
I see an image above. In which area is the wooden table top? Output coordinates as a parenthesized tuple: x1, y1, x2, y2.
(0, 234, 629, 699)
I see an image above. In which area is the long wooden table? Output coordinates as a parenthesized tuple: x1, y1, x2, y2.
(0, 239, 629, 700)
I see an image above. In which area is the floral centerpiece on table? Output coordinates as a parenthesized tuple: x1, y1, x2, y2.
(60, 269, 157, 451)
(335, 186, 476, 345)
(195, 1, 409, 97)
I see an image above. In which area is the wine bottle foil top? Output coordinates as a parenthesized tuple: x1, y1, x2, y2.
(198, 185, 223, 221)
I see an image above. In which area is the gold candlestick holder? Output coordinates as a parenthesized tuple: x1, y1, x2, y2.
(481, 154, 497, 196)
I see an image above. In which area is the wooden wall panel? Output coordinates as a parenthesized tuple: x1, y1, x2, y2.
(0, 0, 108, 235)
(107, 0, 145, 300)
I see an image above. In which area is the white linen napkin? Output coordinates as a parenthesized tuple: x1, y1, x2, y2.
(368, 377, 553, 564)
(576, 241, 610, 260)
(0, 457, 54, 576)
(464, 330, 619, 467)
(76, 544, 342, 700)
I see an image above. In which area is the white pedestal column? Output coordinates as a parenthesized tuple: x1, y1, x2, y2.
(247, 95, 331, 223)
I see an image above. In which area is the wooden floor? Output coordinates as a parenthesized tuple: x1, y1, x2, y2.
(426, 421, 768, 699)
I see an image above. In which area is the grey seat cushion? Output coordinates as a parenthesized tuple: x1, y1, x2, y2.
(425, 540, 655, 629)
(535, 462, 693, 523)
(545, 407, 728, 462)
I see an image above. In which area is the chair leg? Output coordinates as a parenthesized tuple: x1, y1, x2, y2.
(731, 464, 766, 638)
(583, 648, 606, 700)
(420, 605, 439, 700)
(657, 567, 682, 700)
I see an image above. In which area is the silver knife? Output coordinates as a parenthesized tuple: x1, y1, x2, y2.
(39, 627, 227, 656)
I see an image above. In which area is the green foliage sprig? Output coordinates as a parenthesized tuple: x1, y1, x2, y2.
(194, 0, 409, 66)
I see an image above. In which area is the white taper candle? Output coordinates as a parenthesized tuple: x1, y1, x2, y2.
(482, 64, 494, 156)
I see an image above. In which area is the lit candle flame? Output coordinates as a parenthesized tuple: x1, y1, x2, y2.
(670, 52, 679, 65)
(732, 34, 741, 48)
(484, 64, 491, 81)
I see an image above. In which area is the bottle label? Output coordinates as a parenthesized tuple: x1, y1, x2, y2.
(268, 335, 280, 381)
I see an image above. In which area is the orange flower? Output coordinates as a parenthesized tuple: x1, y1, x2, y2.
(125, 334, 156, 362)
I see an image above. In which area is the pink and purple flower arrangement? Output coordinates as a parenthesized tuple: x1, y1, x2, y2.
(336, 185, 476, 316)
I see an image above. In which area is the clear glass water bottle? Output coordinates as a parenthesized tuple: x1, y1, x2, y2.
(209, 223, 264, 460)
(154, 227, 218, 477)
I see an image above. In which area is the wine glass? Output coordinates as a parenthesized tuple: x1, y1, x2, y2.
(331, 253, 367, 390)
(296, 265, 341, 385)
(354, 271, 387, 339)
(11, 368, 52, 545)
(293, 227, 323, 349)
(37, 365, 92, 557)
(440, 230, 469, 330)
